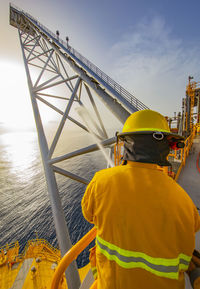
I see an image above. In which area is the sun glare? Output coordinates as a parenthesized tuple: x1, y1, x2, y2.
(0, 61, 56, 130)
(0, 61, 34, 129)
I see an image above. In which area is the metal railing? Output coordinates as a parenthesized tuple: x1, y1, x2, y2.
(21, 238, 60, 255)
(171, 124, 198, 180)
(10, 3, 148, 112)
(51, 227, 97, 289)
(0, 241, 19, 252)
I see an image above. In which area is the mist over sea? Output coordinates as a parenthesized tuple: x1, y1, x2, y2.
(0, 124, 110, 267)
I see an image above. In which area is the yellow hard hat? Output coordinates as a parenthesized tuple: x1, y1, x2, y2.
(118, 109, 184, 140)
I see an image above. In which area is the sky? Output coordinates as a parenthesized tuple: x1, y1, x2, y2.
(1, 0, 200, 129)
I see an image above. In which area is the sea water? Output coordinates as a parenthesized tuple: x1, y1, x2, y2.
(0, 124, 109, 267)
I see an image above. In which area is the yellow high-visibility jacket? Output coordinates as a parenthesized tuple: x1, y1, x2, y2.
(82, 161, 200, 289)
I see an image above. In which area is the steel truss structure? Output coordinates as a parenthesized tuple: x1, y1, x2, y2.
(10, 4, 148, 288)
(183, 78, 200, 137)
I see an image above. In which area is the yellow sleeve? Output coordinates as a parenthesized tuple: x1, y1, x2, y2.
(81, 174, 97, 224)
(194, 277, 200, 289)
(194, 205, 200, 233)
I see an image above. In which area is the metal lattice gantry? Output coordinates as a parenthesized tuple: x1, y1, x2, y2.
(9, 4, 149, 289)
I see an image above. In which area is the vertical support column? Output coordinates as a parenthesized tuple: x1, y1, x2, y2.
(197, 94, 200, 124)
(181, 98, 186, 136)
(18, 29, 80, 289)
(186, 94, 191, 137)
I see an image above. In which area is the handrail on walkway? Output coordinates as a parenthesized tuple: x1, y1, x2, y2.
(51, 227, 97, 289)
(174, 124, 198, 180)
(17, 238, 61, 261)
(10, 3, 148, 112)
(156, 124, 198, 180)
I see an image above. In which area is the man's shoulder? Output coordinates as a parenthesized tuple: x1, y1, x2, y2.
(95, 165, 124, 179)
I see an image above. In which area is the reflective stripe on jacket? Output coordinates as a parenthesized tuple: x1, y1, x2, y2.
(96, 235, 190, 279)
(82, 161, 200, 289)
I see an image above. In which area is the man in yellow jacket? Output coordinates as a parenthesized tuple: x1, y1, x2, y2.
(82, 110, 200, 289)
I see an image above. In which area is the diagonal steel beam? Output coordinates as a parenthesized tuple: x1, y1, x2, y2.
(84, 83, 108, 138)
(34, 49, 54, 87)
(35, 94, 101, 136)
(28, 48, 53, 62)
(37, 92, 70, 100)
(49, 136, 116, 165)
(53, 166, 89, 185)
(27, 35, 41, 60)
(29, 63, 58, 74)
(23, 27, 31, 43)
(48, 77, 82, 158)
(78, 102, 106, 139)
(57, 54, 74, 90)
(25, 34, 40, 46)
(26, 49, 57, 72)
(34, 75, 78, 92)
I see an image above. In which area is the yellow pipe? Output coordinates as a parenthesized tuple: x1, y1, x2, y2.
(175, 162, 183, 181)
(51, 227, 97, 289)
(175, 149, 177, 159)
(180, 148, 183, 162)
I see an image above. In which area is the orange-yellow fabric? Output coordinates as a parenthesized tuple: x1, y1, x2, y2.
(194, 277, 200, 289)
(89, 246, 98, 279)
(82, 161, 200, 289)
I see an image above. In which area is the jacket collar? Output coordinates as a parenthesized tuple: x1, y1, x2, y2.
(125, 161, 164, 171)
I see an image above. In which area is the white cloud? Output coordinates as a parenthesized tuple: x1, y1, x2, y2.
(105, 16, 200, 116)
